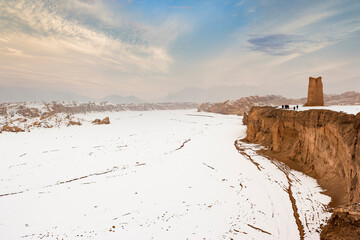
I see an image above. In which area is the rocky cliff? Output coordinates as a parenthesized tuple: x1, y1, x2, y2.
(244, 107, 360, 205)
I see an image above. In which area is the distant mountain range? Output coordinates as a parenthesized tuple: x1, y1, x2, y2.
(0, 85, 91, 102)
(2, 84, 359, 105)
(100, 94, 143, 104)
(0, 85, 262, 103)
(0, 85, 143, 104)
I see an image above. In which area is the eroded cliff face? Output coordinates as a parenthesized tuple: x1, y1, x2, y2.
(244, 107, 360, 205)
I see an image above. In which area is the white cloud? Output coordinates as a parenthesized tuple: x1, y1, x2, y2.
(0, 0, 192, 97)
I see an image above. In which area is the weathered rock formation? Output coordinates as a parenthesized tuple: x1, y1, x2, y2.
(0, 101, 198, 133)
(320, 203, 360, 240)
(198, 95, 306, 115)
(92, 117, 110, 125)
(68, 120, 82, 126)
(244, 107, 360, 205)
(2, 125, 25, 132)
(304, 77, 324, 106)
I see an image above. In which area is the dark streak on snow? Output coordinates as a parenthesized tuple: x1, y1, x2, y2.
(50, 167, 118, 186)
(0, 167, 118, 198)
(186, 114, 214, 118)
(247, 224, 272, 235)
(272, 162, 305, 240)
(235, 139, 305, 240)
(234, 141, 262, 171)
(0, 189, 29, 198)
(175, 139, 191, 151)
(202, 162, 216, 171)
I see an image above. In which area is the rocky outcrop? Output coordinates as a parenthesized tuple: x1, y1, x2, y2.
(68, 120, 81, 126)
(320, 203, 360, 240)
(0, 101, 198, 133)
(198, 95, 305, 115)
(304, 77, 324, 106)
(244, 107, 360, 205)
(92, 117, 110, 125)
(2, 125, 25, 132)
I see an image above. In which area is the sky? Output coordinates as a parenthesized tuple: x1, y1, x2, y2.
(0, 0, 359, 100)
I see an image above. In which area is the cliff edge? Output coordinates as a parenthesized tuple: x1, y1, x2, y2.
(244, 107, 360, 205)
(244, 106, 360, 239)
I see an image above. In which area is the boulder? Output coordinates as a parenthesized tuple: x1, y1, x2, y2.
(68, 120, 82, 126)
(2, 125, 25, 132)
(92, 117, 110, 125)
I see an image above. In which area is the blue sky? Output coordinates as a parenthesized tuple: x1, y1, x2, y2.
(0, 0, 359, 99)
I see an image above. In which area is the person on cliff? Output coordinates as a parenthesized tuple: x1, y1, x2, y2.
(296, 105, 299, 110)
(293, 106, 296, 110)
(282, 105, 284, 109)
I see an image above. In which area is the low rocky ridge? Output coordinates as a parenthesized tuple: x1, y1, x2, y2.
(0, 101, 198, 132)
(198, 95, 305, 115)
(198, 91, 360, 115)
(243, 106, 360, 239)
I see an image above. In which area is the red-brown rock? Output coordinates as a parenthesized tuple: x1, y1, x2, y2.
(92, 117, 110, 125)
(244, 106, 360, 205)
(320, 204, 360, 240)
(304, 76, 324, 106)
(68, 121, 82, 126)
(2, 125, 25, 132)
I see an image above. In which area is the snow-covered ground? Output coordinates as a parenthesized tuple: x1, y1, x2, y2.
(280, 105, 360, 115)
(301, 105, 360, 115)
(0, 110, 331, 240)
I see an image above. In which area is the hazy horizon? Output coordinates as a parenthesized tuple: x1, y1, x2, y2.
(0, 0, 359, 100)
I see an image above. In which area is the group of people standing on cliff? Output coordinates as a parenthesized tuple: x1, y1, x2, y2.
(282, 105, 299, 110)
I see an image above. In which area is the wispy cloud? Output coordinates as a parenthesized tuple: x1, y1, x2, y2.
(0, 0, 192, 97)
(235, 0, 246, 7)
(248, 34, 311, 56)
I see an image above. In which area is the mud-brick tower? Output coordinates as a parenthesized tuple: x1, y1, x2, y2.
(304, 76, 324, 106)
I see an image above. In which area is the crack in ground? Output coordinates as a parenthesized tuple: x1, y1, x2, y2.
(0, 167, 118, 198)
(247, 223, 272, 235)
(46, 166, 118, 187)
(174, 139, 191, 151)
